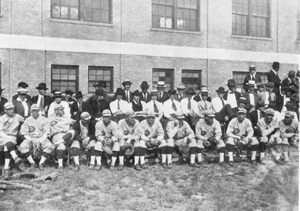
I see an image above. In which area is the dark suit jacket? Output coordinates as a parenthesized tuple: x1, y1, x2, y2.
(72, 119, 96, 141)
(12, 94, 31, 104)
(0, 97, 8, 115)
(13, 100, 32, 118)
(122, 90, 133, 103)
(71, 101, 91, 120)
(267, 70, 281, 96)
(139, 92, 152, 103)
(223, 91, 241, 106)
(248, 109, 264, 136)
(174, 93, 186, 102)
(193, 95, 212, 102)
(281, 78, 293, 93)
(31, 95, 52, 108)
(157, 92, 169, 103)
(243, 91, 258, 110)
(243, 74, 262, 91)
(85, 98, 110, 118)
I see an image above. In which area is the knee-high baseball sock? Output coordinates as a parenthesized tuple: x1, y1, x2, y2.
(228, 152, 234, 162)
(73, 156, 79, 165)
(27, 155, 35, 164)
(119, 156, 124, 165)
(197, 153, 202, 162)
(167, 154, 172, 164)
(96, 156, 101, 166)
(140, 156, 145, 165)
(58, 159, 63, 167)
(260, 152, 265, 159)
(10, 150, 18, 160)
(251, 151, 257, 161)
(283, 152, 289, 161)
(4, 152, 10, 169)
(161, 154, 166, 163)
(134, 156, 140, 165)
(219, 153, 224, 162)
(39, 156, 47, 165)
(190, 154, 196, 164)
(90, 156, 95, 165)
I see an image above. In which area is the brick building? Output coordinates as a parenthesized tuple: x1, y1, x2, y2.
(0, 0, 299, 99)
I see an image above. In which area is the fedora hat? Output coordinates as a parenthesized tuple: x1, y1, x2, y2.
(288, 70, 295, 77)
(185, 87, 195, 95)
(122, 79, 132, 86)
(156, 81, 166, 88)
(168, 89, 177, 95)
(266, 82, 274, 88)
(215, 87, 226, 93)
(53, 91, 64, 98)
(75, 91, 83, 99)
(140, 81, 150, 88)
(177, 84, 186, 90)
(93, 81, 107, 88)
(36, 83, 48, 90)
(256, 100, 265, 108)
(226, 79, 236, 87)
(285, 101, 295, 109)
(114, 88, 125, 95)
(18, 81, 29, 88)
(65, 89, 74, 95)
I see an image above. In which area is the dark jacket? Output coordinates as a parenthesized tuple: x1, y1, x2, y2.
(31, 95, 52, 108)
(139, 92, 152, 103)
(13, 99, 32, 118)
(281, 77, 293, 93)
(0, 97, 8, 115)
(243, 74, 262, 91)
(122, 90, 133, 103)
(267, 70, 281, 96)
(243, 91, 259, 110)
(72, 120, 96, 141)
(86, 98, 110, 118)
(157, 92, 169, 103)
(248, 109, 264, 136)
(70, 101, 91, 120)
(12, 94, 31, 104)
(223, 90, 241, 107)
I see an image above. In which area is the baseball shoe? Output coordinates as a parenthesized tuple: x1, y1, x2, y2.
(275, 159, 284, 165)
(250, 160, 257, 165)
(74, 164, 80, 171)
(29, 163, 37, 171)
(167, 163, 173, 169)
(134, 165, 142, 171)
(89, 164, 95, 170)
(162, 163, 167, 169)
(58, 166, 64, 173)
(190, 163, 200, 168)
(218, 161, 227, 168)
(117, 165, 124, 171)
(3, 169, 10, 180)
(38, 164, 45, 171)
(14, 157, 22, 166)
(95, 165, 102, 171)
(140, 164, 148, 170)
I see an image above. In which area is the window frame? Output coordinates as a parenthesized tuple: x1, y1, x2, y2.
(152, 68, 175, 90)
(181, 69, 202, 89)
(297, 1, 300, 40)
(232, 71, 268, 93)
(88, 66, 114, 94)
(152, 0, 200, 32)
(51, 0, 112, 24)
(232, 0, 270, 38)
(51, 64, 79, 93)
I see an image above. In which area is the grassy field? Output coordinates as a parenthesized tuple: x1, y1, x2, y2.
(0, 149, 298, 211)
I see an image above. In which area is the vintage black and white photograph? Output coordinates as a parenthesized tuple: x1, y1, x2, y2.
(0, 0, 299, 210)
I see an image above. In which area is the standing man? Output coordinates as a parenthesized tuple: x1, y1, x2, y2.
(163, 90, 182, 120)
(174, 84, 186, 102)
(139, 81, 151, 103)
(243, 65, 262, 92)
(12, 82, 31, 103)
(13, 88, 32, 118)
(70, 91, 90, 120)
(86, 89, 110, 119)
(19, 104, 53, 171)
(156, 81, 169, 103)
(110, 88, 129, 123)
(0, 86, 8, 115)
(267, 62, 282, 111)
(223, 79, 241, 110)
(197, 87, 212, 117)
(122, 79, 133, 103)
(48, 91, 71, 118)
(31, 83, 51, 116)
(244, 80, 259, 112)
(281, 70, 296, 94)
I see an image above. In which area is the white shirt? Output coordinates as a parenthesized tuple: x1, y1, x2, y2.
(17, 97, 29, 117)
(163, 99, 182, 119)
(180, 98, 199, 116)
(37, 94, 45, 115)
(265, 92, 270, 106)
(125, 90, 131, 103)
(110, 99, 129, 115)
(226, 92, 237, 108)
(48, 101, 71, 118)
(146, 100, 163, 114)
(211, 97, 228, 113)
(249, 93, 255, 106)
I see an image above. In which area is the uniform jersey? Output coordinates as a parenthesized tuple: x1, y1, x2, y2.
(279, 119, 299, 136)
(20, 115, 49, 138)
(166, 120, 195, 140)
(226, 117, 254, 138)
(48, 115, 73, 135)
(0, 114, 24, 136)
(118, 119, 142, 137)
(95, 120, 121, 140)
(195, 118, 222, 140)
(48, 101, 71, 118)
(257, 117, 279, 137)
(140, 118, 164, 139)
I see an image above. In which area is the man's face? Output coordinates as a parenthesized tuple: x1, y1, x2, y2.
(116, 94, 123, 100)
(169, 94, 175, 100)
(5, 108, 14, 116)
(258, 86, 265, 92)
(151, 95, 157, 101)
(38, 89, 46, 95)
(19, 93, 26, 101)
(204, 116, 213, 125)
(157, 87, 165, 93)
(228, 86, 236, 91)
(249, 86, 255, 92)
(237, 113, 245, 122)
(81, 119, 90, 126)
(187, 94, 193, 100)
(103, 116, 111, 124)
(55, 97, 62, 103)
(273, 66, 279, 71)
(201, 95, 208, 101)
(133, 95, 140, 101)
(32, 110, 39, 119)
(217, 92, 224, 98)
(250, 69, 256, 75)
(124, 84, 131, 91)
(267, 87, 273, 92)
(265, 114, 274, 123)
(238, 101, 245, 108)
(195, 90, 200, 95)
(284, 116, 293, 125)
(66, 94, 72, 100)
(126, 116, 135, 125)
(141, 87, 148, 92)
(77, 98, 83, 103)
(147, 116, 155, 125)
(286, 91, 291, 97)
(178, 89, 184, 95)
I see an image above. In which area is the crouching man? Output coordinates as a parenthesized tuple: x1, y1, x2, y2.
(140, 110, 165, 168)
(166, 112, 198, 168)
(278, 111, 299, 164)
(195, 110, 225, 166)
(20, 104, 53, 171)
(226, 108, 259, 166)
(257, 108, 280, 164)
(95, 110, 121, 170)
(118, 111, 144, 171)
(0, 102, 23, 177)
(48, 104, 75, 173)
(71, 112, 97, 171)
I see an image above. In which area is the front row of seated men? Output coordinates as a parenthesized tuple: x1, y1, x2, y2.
(0, 99, 298, 176)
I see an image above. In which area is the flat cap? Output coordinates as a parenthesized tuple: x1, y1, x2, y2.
(102, 109, 112, 117)
(54, 104, 64, 111)
(80, 112, 91, 120)
(4, 102, 14, 109)
(30, 104, 40, 111)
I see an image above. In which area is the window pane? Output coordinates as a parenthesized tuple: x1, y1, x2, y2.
(85, 0, 93, 8)
(93, 11, 101, 22)
(84, 9, 93, 21)
(101, 10, 110, 23)
(101, 0, 110, 10)
(52, 6, 61, 18)
(70, 7, 79, 19)
(70, 0, 78, 6)
(61, 0, 69, 6)
(61, 6, 69, 18)
(51, 65, 78, 92)
(94, 0, 101, 8)
(88, 67, 113, 93)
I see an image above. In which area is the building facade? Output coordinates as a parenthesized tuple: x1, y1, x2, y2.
(0, 0, 299, 99)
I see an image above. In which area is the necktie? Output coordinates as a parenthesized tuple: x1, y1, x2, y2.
(118, 100, 120, 110)
(188, 99, 191, 110)
(153, 102, 159, 113)
(204, 101, 207, 110)
(171, 100, 177, 111)
(39, 96, 44, 112)
(229, 92, 234, 94)
(127, 92, 130, 103)
(220, 97, 225, 108)
(251, 75, 254, 80)
(79, 102, 82, 112)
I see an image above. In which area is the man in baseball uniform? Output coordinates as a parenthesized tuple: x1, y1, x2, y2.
(71, 112, 97, 171)
(20, 104, 53, 171)
(0, 102, 23, 178)
(140, 110, 165, 168)
(118, 110, 144, 171)
(48, 91, 71, 118)
(95, 109, 121, 170)
(48, 104, 75, 172)
(195, 110, 225, 165)
(166, 112, 198, 168)
(226, 108, 259, 166)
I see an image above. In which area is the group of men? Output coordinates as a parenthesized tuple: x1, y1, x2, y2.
(0, 61, 298, 177)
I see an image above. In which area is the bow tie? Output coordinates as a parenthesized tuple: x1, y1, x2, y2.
(229, 92, 234, 94)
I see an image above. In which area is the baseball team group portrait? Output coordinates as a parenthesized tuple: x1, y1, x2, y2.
(0, 0, 299, 210)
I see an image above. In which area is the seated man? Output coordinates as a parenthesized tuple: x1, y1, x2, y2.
(20, 104, 53, 171)
(140, 110, 165, 168)
(278, 111, 299, 163)
(181, 88, 200, 131)
(95, 110, 121, 170)
(195, 110, 225, 165)
(110, 88, 129, 123)
(226, 108, 259, 166)
(71, 112, 97, 171)
(197, 87, 212, 117)
(166, 112, 198, 168)
(0, 102, 23, 178)
(118, 111, 144, 171)
(257, 108, 280, 164)
(48, 91, 71, 118)
(48, 104, 75, 173)
(163, 90, 182, 120)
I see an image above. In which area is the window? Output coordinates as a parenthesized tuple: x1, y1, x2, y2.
(233, 71, 268, 93)
(152, 0, 199, 31)
(51, 0, 111, 23)
(88, 66, 113, 93)
(51, 65, 78, 93)
(181, 69, 201, 89)
(232, 0, 270, 37)
(152, 68, 174, 90)
(297, 1, 300, 40)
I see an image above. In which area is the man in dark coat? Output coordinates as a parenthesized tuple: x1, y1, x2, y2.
(31, 83, 52, 116)
(267, 61, 282, 111)
(223, 79, 241, 110)
(13, 88, 32, 118)
(122, 79, 133, 103)
(139, 81, 151, 103)
(71, 91, 91, 120)
(12, 82, 31, 103)
(281, 70, 295, 94)
(248, 101, 265, 137)
(86, 89, 110, 119)
(156, 81, 169, 103)
(243, 65, 262, 92)
(0, 86, 8, 115)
